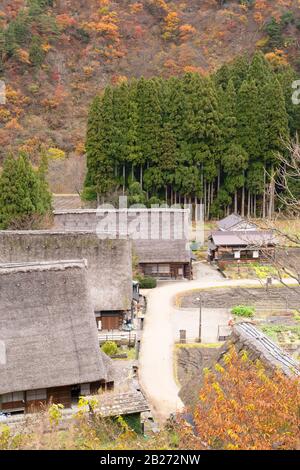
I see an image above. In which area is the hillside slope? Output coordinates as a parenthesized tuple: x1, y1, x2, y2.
(1, 0, 300, 191)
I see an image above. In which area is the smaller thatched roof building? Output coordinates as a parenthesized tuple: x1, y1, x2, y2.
(53, 209, 192, 279)
(0, 261, 113, 398)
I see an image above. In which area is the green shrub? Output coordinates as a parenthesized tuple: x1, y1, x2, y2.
(231, 305, 255, 318)
(81, 186, 97, 201)
(101, 341, 118, 357)
(139, 276, 157, 289)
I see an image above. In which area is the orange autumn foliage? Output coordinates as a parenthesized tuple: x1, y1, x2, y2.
(265, 49, 289, 68)
(163, 11, 180, 40)
(179, 24, 196, 41)
(130, 2, 144, 14)
(56, 14, 77, 30)
(191, 347, 300, 450)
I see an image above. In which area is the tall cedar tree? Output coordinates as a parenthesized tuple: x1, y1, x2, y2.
(0, 154, 52, 229)
(84, 56, 300, 216)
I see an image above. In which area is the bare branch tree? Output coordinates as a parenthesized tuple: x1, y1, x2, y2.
(251, 138, 300, 295)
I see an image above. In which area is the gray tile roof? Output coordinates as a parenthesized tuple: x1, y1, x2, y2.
(210, 230, 277, 247)
(217, 214, 244, 231)
(95, 391, 150, 417)
(232, 322, 300, 377)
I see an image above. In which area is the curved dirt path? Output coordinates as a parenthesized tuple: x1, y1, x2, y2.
(138, 264, 297, 423)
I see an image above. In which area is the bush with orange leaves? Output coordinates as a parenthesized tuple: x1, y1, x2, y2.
(187, 347, 300, 450)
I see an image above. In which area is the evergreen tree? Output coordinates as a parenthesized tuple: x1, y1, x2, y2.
(84, 64, 296, 217)
(276, 65, 300, 136)
(84, 89, 115, 201)
(260, 77, 289, 164)
(0, 154, 52, 229)
(29, 35, 45, 67)
(248, 51, 273, 87)
(236, 79, 261, 160)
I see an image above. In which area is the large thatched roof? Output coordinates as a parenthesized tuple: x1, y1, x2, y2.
(53, 209, 191, 263)
(0, 261, 113, 395)
(0, 231, 132, 312)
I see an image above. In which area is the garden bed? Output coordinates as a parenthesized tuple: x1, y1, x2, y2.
(178, 286, 300, 313)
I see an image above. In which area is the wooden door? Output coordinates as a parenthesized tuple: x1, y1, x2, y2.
(101, 315, 120, 330)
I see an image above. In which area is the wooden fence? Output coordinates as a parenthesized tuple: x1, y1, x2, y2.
(98, 331, 137, 346)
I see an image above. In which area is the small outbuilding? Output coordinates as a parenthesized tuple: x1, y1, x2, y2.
(0, 261, 113, 414)
(208, 230, 277, 264)
(94, 391, 150, 434)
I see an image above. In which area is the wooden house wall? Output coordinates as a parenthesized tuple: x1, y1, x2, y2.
(47, 386, 72, 409)
(95, 312, 124, 330)
(139, 262, 192, 280)
(215, 246, 276, 263)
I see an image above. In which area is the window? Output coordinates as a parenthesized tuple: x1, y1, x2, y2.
(26, 389, 47, 401)
(234, 251, 241, 259)
(158, 264, 170, 274)
(144, 265, 156, 275)
(80, 384, 90, 396)
(1, 391, 24, 403)
(253, 251, 259, 259)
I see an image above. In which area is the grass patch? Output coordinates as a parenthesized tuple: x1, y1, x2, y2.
(116, 346, 136, 360)
(261, 325, 300, 343)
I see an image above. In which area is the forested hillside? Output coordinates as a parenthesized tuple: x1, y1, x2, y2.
(1, 0, 300, 188)
(85, 53, 300, 218)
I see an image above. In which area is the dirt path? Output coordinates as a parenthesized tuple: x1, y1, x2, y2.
(138, 264, 298, 424)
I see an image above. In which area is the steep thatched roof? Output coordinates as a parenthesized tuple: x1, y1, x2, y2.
(134, 240, 190, 263)
(0, 261, 113, 395)
(53, 194, 82, 211)
(0, 231, 132, 312)
(53, 209, 191, 264)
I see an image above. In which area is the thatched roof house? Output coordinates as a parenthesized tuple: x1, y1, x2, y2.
(53, 209, 192, 279)
(0, 231, 132, 313)
(0, 261, 113, 413)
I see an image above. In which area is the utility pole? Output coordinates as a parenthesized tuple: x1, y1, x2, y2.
(196, 296, 202, 343)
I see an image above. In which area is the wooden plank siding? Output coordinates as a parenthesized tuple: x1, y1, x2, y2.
(1, 401, 25, 412)
(0, 381, 114, 414)
(139, 262, 192, 280)
(95, 312, 124, 331)
(47, 386, 72, 409)
(216, 247, 276, 263)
